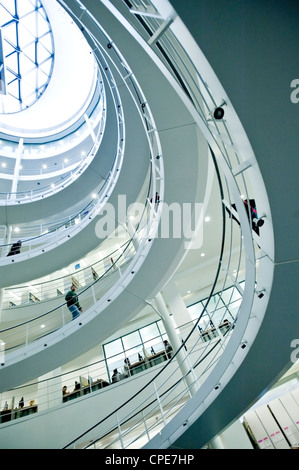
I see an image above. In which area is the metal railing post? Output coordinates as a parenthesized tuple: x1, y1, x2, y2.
(116, 411, 125, 449)
(153, 380, 167, 426)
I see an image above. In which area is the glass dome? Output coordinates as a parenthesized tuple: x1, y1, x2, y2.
(0, 0, 54, 114)
(0, 0, 107, 203)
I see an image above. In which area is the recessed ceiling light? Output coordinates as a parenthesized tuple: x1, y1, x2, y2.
(201, 252, 205, 257)
(204, 216, 210, 222)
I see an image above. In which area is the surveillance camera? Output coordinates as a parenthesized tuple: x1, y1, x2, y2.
(255, 288, 265, 299)
(213, 107, 225, 120)
(257, 218, 265, 227)
(253, 217, 265, 228)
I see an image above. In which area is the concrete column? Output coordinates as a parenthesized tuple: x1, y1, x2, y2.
(161, 280, 195, 344)
(162, 280, 192, 327)
(154, 292, 198, 396)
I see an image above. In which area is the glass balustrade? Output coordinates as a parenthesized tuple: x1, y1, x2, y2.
(0, 0, 272, 451)
(0, 285, 239, 428)
(46, 0, 270, 449)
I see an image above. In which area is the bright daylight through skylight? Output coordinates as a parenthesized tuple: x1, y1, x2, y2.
(0, 0, 54, 114)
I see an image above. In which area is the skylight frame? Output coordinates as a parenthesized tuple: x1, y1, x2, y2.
(0, 0, 54, 114)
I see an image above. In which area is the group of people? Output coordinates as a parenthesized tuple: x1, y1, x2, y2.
(112, 340, 173, 383)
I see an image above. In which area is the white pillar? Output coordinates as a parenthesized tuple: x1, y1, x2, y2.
(162, 280, 192, 327)
(161, 280, 195, 342)
(162, 280, 203, 355)
(154, 292, 198, 396)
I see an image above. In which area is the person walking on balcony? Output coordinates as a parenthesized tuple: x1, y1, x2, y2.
(65, 284, 82, 320)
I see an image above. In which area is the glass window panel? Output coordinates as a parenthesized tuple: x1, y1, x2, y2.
(210, 293, 221, 307)
(122, 331, 141, 351)
(157, 320, 165, 335)
(143, 336, 164, 356)
(210, 306, 228, 325)
(227, 299, 242, 319)
(124, 346, 142, 363)
(4, 51, 18, 72)
(187, 302, 203, 320)
(107, 353, 125, 378)
(22, 41, 36, 60)
(0, 6, 13, 26)
(38, 59, 52, 77)
(0, 0, 53, 112)
(19, 56, 35, 76)
(18, 25, 35, 48)
(37, 14, 50, 37)
(20, 83, 36, 102)
(37, 43, 51, 63)
(40, 32, 52, 53)
(3, 22, 17, 46)
(3, 0, 16, 16)
(220, 286, 242, 305)
(106, 352, 125, 367)
(104, 338, 123, 358)
(140, 323, 159, 343)
(17, 2, 35, 18)
(7, 79, 19, 98)
(37, 6, 47, 21)
(3, 41, 15, 57)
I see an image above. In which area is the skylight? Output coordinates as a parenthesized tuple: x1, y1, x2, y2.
(0, 0, 54, 114)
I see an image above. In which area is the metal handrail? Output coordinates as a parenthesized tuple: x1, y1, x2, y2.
(54, 0, 271, 449)
(0, 4, 165, 359)
(0, 52, 125, 260)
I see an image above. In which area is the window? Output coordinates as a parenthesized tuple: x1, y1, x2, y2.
(0, 0, 54, 114)
(103, 320, 168, 381)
